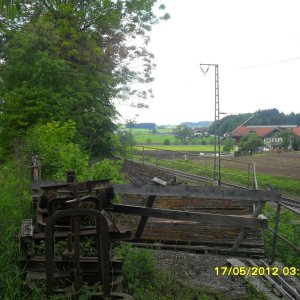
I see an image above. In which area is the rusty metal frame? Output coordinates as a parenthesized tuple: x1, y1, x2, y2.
(45, 209, 110, 297)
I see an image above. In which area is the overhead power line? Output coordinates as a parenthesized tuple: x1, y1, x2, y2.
(240, 56, 300, 70)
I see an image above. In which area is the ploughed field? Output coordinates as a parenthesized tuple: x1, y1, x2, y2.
(137, 149, 300, 180)
(222, 151, 300, 180)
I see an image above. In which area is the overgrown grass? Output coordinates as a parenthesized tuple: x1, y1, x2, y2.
(115, 244, 268, 300)
(263, 203, 300, 267)
(0, 161, 35, 299)
(115, 244, 223, 300)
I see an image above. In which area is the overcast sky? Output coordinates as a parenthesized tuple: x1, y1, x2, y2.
(116, 0, 300, 125)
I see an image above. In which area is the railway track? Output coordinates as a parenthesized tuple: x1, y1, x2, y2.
(125, 159, 300, 212)
(122, 159, 300, 299)
(121, 159, 268, 257)
(227, 258, 300, 300)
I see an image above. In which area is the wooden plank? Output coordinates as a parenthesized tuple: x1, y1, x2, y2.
(114, 184, 281, 202)
(231, 201, 265, 251)
(152, 177, 167, 186)
(131, 242, 264, 255)
(112, 204, 267, 229)
(135, 195, 156, 239)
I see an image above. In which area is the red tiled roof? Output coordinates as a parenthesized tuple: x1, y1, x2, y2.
(231, 125, 300, 138)
(292, 127, 300, 136)
(231, 126, 277, 138)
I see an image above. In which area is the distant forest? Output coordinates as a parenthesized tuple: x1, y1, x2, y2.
(180, 121, 212, 127)
(210, 108, 300, 135)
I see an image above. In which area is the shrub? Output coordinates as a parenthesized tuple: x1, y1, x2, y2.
(89, 159, 127, 184)
(25, 121, 89, 180)
(115, 244, 156, 297)
(163, 139, 171, 145)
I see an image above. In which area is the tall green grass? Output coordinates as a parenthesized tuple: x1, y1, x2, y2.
(0, 161, 34, 299)
(115, 244, 224, 300)
(263, 204, 300, 267)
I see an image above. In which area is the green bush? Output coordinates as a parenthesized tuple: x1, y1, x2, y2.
(89, 159, 127, 183)
(163, 138, 171, 145)
(25, 121, 89, 180)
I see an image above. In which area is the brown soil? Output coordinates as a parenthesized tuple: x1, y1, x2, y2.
(138, 150, 300, 180)
(222, 151, 300, 180)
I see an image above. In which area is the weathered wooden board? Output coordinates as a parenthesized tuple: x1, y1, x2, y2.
(114, 184, 281, 202)
(113, 204, 267, 229)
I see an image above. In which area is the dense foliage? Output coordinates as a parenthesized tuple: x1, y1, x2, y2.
(173, 124, 193, 144)
(25, 121, 127, 182)
(0, 0, 169, 158)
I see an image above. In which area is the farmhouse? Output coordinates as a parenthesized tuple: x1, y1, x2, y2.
(192, 127, 209, 137)
(231, 125, 300, 150)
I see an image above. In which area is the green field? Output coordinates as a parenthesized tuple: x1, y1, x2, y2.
(135, 133, 177, 144)
(120, 127, 214, 146)
(135, 145, 221, 152)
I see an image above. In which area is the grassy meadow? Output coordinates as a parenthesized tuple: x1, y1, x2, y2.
(135, 144, 219, 152)
(123, 127, 214, 146)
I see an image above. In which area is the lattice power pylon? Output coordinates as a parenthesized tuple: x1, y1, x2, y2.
(200, 63, 221, 185)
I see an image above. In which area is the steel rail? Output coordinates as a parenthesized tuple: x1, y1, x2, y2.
(126, 158, 300, 212)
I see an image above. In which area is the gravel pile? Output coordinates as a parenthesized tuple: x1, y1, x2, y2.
(154, 250, 249, 299)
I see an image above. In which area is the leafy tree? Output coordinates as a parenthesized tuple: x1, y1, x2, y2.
(292, 136, 300, 150)
(223, 138, 235, 152)
(278, 130, 292, 150)
(173, 125, 192, 144)
(0, 1, 169, 157)
(239, 133, 263, 155)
